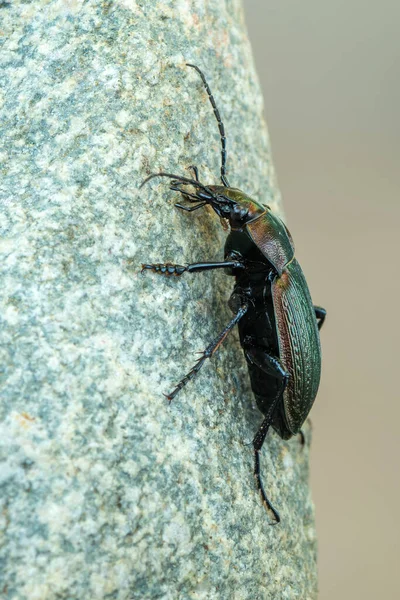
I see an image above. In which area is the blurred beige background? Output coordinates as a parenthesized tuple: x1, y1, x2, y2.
(244, 2, 399, 599)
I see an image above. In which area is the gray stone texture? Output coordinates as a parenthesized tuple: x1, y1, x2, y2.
(0, 1, 317, 598)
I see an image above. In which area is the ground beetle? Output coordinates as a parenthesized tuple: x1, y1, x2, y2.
(140, 64, 326, 522)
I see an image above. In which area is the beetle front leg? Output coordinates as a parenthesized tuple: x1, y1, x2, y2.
(170, 178, 212, 213)
(141, 263, 187, 276)
(141, 260, 244, 277)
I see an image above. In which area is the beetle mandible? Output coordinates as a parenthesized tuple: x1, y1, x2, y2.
(140, 64, 326, 523)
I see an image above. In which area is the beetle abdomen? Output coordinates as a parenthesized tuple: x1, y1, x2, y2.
(272, 259, 321, 434)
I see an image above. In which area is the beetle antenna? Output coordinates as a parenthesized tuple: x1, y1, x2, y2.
(186, 64, 230, 188)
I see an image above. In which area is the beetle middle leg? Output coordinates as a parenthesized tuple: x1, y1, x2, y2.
(166, 304, 248, 402)
(314, 305, 326, 330)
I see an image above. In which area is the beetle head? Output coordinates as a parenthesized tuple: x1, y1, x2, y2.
(207, 185, 266, 229)
(139, 173, 266, 229)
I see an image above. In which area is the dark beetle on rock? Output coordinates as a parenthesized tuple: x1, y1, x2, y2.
(141, 64, 326, 523)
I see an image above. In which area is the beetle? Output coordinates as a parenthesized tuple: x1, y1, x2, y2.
(140, 64, 326, 522)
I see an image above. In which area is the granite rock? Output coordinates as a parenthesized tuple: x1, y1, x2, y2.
(0, 1, 317, 598)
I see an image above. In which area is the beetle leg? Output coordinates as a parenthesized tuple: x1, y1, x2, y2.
(187, 165, 200, 181)
(253, 398, 284, 524)
(253, 442, 280, 523)
(169, 186, 203, 202)
(174, 202, 207, 212)
(246, 349, 289, 523)
(165, 304, 248, 402)
(141, 263, 187, 276)
(170, 182, 211, 202)
(298, 429, 306, 446)
(184, 260, 244, 273)
(244, 348, 287, 378)
(314, 305, 326, 330)
(141, 260, 244, 277)
(170, 184, 211, 212)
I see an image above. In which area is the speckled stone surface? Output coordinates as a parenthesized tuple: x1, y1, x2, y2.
(0, 1, 317, 598)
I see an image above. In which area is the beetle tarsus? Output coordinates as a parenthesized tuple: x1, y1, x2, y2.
(166, 355, 208, 402)
(163, 392, 174, 404)
(141, 263, 187, 276)
(254, 450, 281, 524)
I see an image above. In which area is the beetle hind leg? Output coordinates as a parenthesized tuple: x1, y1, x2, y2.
(253, 446, 280, 523)
(246, 348, 289, 522)
(253, 399, 286, 524)
(298, 429, 306, 446)
(166, 304, 248, 402)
